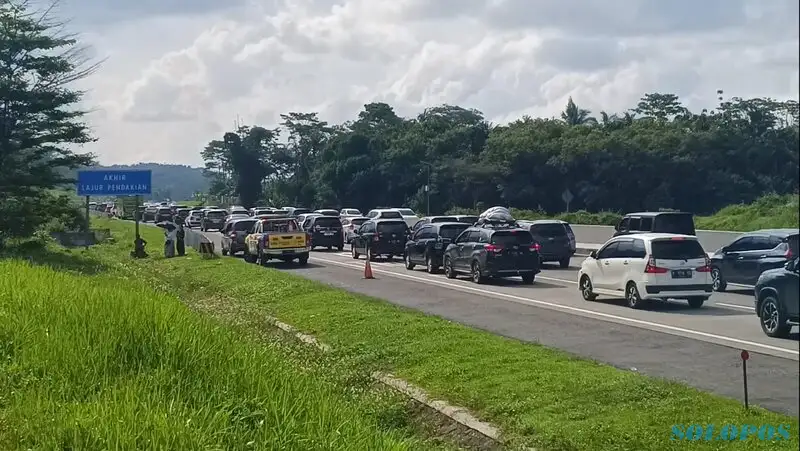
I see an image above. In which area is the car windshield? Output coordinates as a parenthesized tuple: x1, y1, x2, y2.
(439, 224, 469, 239)
(377, 221, 407, 234)
(530, 223, 567, 237)
(206, 211, 226, 218)
(314, 217, 342, 228)
(651, 239, 706, 259)
(396, 209, 415, 216)
(234, 220, 257, 231)
(431, 216, 457, 223)
(380, 211, 402, 219)
(491, 230, 533, 246)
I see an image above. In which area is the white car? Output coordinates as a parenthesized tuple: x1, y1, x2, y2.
(340, 208, 362, 218)
(395, 208, 420, 228)
(366, 208, 405, 221)
(577, 233, 713, 309)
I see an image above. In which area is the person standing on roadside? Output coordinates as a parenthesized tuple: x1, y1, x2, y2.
(176, 221, 186, 256)
(164, 223, 177, 258)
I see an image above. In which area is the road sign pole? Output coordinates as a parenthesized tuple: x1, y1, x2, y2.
(132, 195, 147, 258)
(84, 196, 90, 232)
(741, 350, 749, 409)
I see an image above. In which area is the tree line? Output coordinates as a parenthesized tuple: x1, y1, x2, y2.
(202, 92, 799, 216)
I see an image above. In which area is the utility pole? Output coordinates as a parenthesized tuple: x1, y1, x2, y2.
(424, 163, 431, 216)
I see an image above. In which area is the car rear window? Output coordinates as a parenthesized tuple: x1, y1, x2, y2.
(654, 214, 696, 235)
(530, 223, 567, 237)
(234, 220, 257, 231)
(439, 224, 469, 239)
(377, 221, 407, 233)
(431, 216, 457, 223)
(351, 218, 368, 226)
(314, 217, 343, 228)
(157, 208, 171, 213)
(231, 210, 248, 215)
(206, 211, 226, 218)
(379, 211, 402, 219)
(651, 239, 706, 260)
(293, 208, 311, 215)
(397, 209, 415, 216)
(491, 230, 533, 246)
(262, 219, 299, 232)
(456, 216, 479, 224)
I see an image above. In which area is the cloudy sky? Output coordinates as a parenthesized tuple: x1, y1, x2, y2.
(50, 0, 800, 167)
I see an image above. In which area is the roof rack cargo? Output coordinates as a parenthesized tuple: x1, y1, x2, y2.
(476, 206, 519, 229)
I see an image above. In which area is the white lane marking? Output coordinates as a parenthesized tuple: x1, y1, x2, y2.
(313, 256, 799, 358)
(716, 302, 754, 311)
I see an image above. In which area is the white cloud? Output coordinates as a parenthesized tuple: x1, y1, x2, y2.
(58, 0, 798, 166)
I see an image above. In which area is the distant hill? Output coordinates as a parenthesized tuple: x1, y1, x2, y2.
(74, 163, 209, 201)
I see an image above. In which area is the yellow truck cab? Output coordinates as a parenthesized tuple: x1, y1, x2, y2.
(244, 217, 310, 265)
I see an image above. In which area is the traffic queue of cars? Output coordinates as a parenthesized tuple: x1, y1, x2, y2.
(187, 204, 797, 340)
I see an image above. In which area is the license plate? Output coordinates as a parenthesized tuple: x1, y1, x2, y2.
(282, 250, 294, 254)
(671, 270, 692, 279)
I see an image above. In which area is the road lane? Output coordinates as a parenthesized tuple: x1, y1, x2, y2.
(195, 232, 797, 416)
(197, 230, 797, 358)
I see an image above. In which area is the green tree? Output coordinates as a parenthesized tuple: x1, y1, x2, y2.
(0, 0, 98, 246)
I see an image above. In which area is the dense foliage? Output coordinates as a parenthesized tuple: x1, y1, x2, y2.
(0, 1, 96, 246)
(202, 92, 799, 215)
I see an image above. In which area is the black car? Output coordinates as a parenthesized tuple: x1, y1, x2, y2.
(754, 256, 799, 338)
(201, 209, 227, 231)
(442, 223, 541, 284)
(404, 222, 470, 273)
(221, 218, 258, 256)
(351, 219, 409, 261)
(613, 212, 696, 237)
(710, 229, 799, 291)
(411, 216, 459, 232)
(154, 207, 173, 223)
(519, 220, 576, 268)
(307, 215, 345, 251)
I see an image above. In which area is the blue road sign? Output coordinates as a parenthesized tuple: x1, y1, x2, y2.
(77, 170, 152, 196)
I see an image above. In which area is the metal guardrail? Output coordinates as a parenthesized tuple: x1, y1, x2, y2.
(185, 228, 216, 258)
(569, 225, 742, 252)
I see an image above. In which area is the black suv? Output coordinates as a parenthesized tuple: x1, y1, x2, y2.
(613, 212, 695, 237)
(519, 220, 576, 268)
(307, 215, 345, 251)
(442, 224, 541, 284)
(404, 222, 470, 273)
(711, 229, 798, 291)
(754, 257, 799, 338)
(351, 219, 409, 261)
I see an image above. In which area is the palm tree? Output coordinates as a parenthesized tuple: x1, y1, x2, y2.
(561, 97, 597, 126)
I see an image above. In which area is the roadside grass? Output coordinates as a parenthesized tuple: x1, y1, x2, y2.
(447, 193, 800, 231)
(0, 257, 452, 450)
(77, 218, 798, 450)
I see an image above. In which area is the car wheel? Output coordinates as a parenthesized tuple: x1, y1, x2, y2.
(559, 257, 570, 269)
(425, 255, 437, 274)
(444, 257, 456, 279)
(626, 282, 645, 309)
(471, 261, 486, 284)
(580, 276, 597, 301)
(404, 253, 416, 270)
(759, 295, 791, 338)
(221, 248, 228, 256)
(386, 254, 393, 262)
(351, 246, 360, 259)
(337, 245, 343, 251)
(297, 255, 309, 266)
(521, 272, 535, 284)
(687, 297, 706, 308)
(711, 267, 727, 292)
(327, 246, 332, 251)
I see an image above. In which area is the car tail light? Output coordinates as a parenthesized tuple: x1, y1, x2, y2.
(696, 256, 712, 272)
(373, 234, 380, 242)
(530, 242, 541, 252)
(786, 247, 793, 259)
(484, 244, 503, 253)
(644, 256, 669, 273)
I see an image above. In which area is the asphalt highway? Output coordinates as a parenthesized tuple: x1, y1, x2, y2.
(196, 229, 799, 416)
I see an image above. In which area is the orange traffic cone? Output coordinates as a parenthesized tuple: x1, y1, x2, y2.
(363, 257, 375, 279)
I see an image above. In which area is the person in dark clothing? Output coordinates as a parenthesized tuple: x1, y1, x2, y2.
(176, 222, 186, 256)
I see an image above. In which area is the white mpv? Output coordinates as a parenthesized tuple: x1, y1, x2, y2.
(578, 233, 713, 309)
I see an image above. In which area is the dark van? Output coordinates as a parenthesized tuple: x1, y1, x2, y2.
(521, 220, 576, 268)
(614, 212, 695, 237)
(351, 219, 409, 261)
(307, 215, 344, 251)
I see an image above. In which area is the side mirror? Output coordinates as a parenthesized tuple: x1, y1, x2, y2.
(720, 246, 729, 254)
(589, 250, 597, 259)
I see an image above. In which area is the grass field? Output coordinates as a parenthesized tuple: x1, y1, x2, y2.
(33, 217, 797, 450)
(448, 193, 800, 231)
(0, 259, 455, 450)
